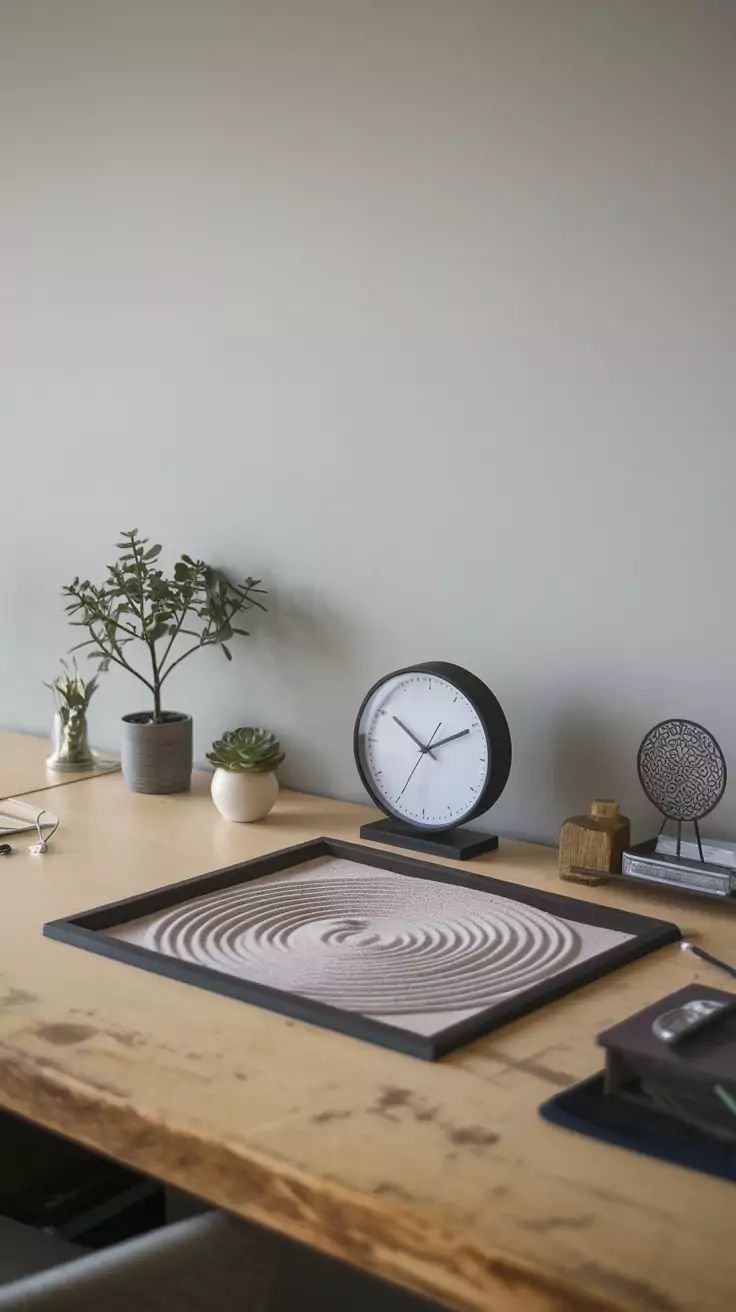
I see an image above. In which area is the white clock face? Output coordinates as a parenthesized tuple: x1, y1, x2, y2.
(357, 671, 490, 830)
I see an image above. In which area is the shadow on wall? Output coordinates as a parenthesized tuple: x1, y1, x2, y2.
(216, 580, 371, 792)
(254, 583, 362, 668)
(546, 702, 641, 836)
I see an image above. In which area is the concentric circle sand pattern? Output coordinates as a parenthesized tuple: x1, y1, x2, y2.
(114, 858, 587, 1015)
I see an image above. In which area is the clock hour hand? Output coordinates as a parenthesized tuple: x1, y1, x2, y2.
(392, 716, 437, 760)
(430, 729, 471, 751)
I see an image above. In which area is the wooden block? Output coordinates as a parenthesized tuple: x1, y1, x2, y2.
(559, 799, 630, 886)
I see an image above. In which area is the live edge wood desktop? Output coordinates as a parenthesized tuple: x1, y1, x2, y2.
(0, 744, 734, 1312)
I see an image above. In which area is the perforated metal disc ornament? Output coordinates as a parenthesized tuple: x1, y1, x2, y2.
(637, 720, 727, 823)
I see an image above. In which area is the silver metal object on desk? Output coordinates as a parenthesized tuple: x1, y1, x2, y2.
(620, 840, 735, 898)
(0, 800, 59, 855)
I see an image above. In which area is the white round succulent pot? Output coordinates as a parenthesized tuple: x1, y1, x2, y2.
(207, 728, 284, 822)
(211, 768, 279, 823)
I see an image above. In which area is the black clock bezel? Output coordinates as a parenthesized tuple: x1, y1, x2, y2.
(353, 661, 512, 832)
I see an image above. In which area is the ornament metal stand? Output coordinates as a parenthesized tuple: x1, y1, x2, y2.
(620, 720, 732, 899)
(637, 719, 727, 862)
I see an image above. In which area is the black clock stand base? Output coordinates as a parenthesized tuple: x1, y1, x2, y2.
(359, 817, 499, 861)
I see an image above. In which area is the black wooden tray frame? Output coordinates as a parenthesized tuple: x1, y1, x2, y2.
(43, 837, 680, 1060)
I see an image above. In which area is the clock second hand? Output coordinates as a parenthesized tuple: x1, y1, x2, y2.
(396, 722, 442, 803)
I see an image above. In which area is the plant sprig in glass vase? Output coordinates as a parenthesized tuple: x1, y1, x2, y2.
(44, 658, 101, 721)
(44, 658, 101, 768)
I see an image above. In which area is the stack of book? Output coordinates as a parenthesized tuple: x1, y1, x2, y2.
(655, 835, 736, 869)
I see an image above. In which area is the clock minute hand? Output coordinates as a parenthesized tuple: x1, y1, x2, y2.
(392, 716, 437, 760)
(430, 729, 471, 751)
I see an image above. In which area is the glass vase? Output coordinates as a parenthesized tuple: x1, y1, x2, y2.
(47, 708, 94, 772)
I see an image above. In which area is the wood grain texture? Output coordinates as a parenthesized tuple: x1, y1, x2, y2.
(559, 803, 630, 887)
(0, 730, 117, 800)
(0, 769, 734, 1312)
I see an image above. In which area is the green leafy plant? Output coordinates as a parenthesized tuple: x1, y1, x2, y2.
(206, 727, 285, 774)
(63, 530, 266, 723)
(44, 658, 101, 722)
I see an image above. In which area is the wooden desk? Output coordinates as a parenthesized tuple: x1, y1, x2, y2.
(0, 770, 734, 1312)
(0, 730, 117, 800)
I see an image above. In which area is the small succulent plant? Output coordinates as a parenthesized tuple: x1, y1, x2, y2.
(206, 727, 285, 774)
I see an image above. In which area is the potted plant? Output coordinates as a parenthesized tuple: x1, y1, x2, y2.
(63, 530, 266, 794)
(206, 728, 285, 821)
(44, 659, 101, 771)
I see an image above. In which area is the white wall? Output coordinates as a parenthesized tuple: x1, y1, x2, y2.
(1, 0, 734, 843)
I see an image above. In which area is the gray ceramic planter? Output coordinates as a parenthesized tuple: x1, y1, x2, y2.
(121, 712, 193, 794)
